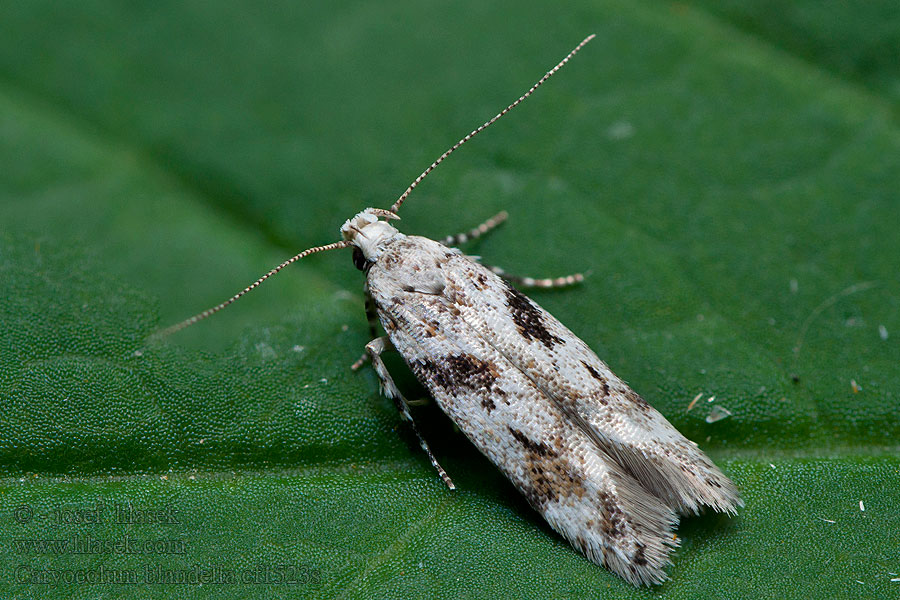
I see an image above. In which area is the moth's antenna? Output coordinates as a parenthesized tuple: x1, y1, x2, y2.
(151, 240, 349, 340)
(390, 34, 596, 214)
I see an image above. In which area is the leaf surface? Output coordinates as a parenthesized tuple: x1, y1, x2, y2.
(1, 2, 898, 597)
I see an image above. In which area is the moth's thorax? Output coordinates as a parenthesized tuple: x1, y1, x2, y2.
(341, 208, 404, 262)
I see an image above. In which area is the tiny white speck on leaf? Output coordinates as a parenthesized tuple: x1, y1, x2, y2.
(879, 324, 888, 340)
(705, 405, 732, 423)
(607, 120, 634, 140)
(859, 500, 865, 512)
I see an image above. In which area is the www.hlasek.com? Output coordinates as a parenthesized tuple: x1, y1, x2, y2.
(14, 534, 187, 555)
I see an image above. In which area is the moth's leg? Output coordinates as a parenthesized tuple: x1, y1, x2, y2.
(442, 211, 583, 287)
(487, 265, 585, 289)
(366, 336, 456, 490)
(351, 294, 381, 371)
(439, 211, 508, 246)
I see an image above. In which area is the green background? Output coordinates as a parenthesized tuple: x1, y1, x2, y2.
(1, 1, 898, 598)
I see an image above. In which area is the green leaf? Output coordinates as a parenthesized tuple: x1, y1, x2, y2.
(1, 2, 898, 597)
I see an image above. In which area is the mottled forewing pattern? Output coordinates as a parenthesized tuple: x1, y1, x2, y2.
(365, 234, 740, 585)
(441, 247, 742, 517)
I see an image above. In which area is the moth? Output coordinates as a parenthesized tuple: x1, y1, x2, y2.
(158, 35, 742, 586)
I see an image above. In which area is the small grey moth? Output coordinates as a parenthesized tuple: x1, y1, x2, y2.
(158, 35, 741, 586)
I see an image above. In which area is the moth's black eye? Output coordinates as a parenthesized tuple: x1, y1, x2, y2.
(352, 247, 367, 271)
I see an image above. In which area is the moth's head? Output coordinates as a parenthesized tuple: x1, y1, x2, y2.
(341, 208, 402, 271)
